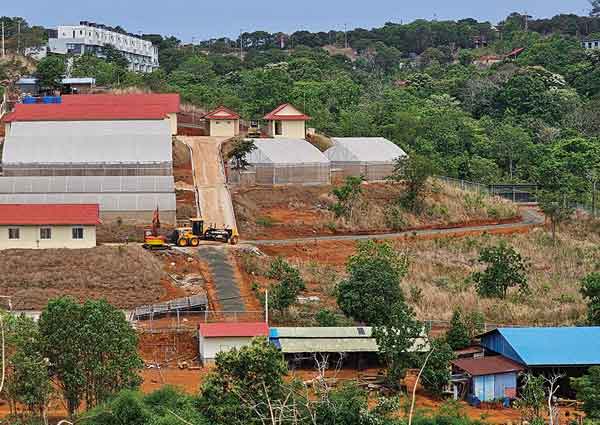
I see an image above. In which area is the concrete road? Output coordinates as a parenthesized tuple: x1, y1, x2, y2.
(177, 136, 238, 232)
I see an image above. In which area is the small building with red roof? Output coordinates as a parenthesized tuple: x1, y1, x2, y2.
(198, 322, 269, 364)
(263, 103, 310, 139)
(0, 204, 100, 249)
(204, 106, 240, 138)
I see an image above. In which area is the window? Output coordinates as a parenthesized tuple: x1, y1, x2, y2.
(8, 228, 20, 240)
(275, 121, 283, 136)
(40, 227, 52, 240)
(72, 227, 84, 240)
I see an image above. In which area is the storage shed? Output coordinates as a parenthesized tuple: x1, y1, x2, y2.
(229, 138, 330, 185)
(198, 322, 269, 365)
(452, 356, 524, 402)
(325, 137, 408, 181)
(204, 106, 240, 138)
(263, 104, 310, 139)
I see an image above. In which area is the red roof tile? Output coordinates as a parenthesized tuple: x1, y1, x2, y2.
(204, 105, 240, 120)
(0, 204, 101, 225)
(263, 103, 310, 121)
(4, 93, 180, 123)
(198, 322, 269, 338)
(452, 356, 525, 377)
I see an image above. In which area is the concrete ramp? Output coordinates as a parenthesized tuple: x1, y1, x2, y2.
(198, 246, 245, 312)
(177, 136, 237, 232)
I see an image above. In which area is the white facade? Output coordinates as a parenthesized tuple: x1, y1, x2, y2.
(0, 224, 96, 250)
(583, 40, 600, 50)
(198, 335, 255, 364)
(48, 23, 159, 73)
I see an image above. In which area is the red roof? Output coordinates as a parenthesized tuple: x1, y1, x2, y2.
(263, 103, 310, 121)
(0, 204, 101, 225)
(452, 356, 525, 377)
(4, 93, 180, 123)
(204, 105, 240, 120)
(198, 322, 269, 338)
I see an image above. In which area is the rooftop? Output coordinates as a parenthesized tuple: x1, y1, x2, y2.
(452, 356, 525, 377)
(203, 105, 240, 120)
(246, 139, 330, 165)
(481, 327, 600, 366)
(198, 322, 269, 338)
(327, 137, 408, 163)
(0, 204, 100, 225)
(263, 103, 310, 121)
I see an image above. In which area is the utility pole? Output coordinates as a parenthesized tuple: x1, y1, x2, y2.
(265, 290, 269, 325)
(344, 23, 348, 49)
(1, 21, 4, 58)
(239, 29, 243, 60)
(524, 11, 529, 32)
(17, 20, 21, 54)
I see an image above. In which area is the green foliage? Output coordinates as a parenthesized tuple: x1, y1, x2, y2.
(71, 54, 127, 86)
(472, 242, 529, 299)
(538, 190, 574, 243)
(35, 55, 66, 90)
(330, 175, 364, 220)
(421, 339, 456, 396)
(390, 154, 437, 212)
(573, 366, 600, 420)
(445, 309, 471, 350)
(38, 297, 143, 415)
(315, 309, 344, 326)
(337, 240, 408, 325)
(516, 374, 546, 422)
(581, 272, 600, 325)
(227, 138, 256, 170)
(266, 257, 305, 313)
(198, 338, 287, 425)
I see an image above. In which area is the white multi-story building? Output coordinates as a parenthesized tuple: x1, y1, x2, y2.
(47, 22, 159, 73)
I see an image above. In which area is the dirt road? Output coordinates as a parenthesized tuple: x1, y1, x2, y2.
(243, 207, 544, 246)
(177, 136, 237, 232)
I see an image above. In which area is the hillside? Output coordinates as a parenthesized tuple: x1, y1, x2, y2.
(237, 218, 596, 326)
(232, 180, 518, 240)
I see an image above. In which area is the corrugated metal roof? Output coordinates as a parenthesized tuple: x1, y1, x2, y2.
(61, 93, 180, 113)
(481, 327, 600, 366)
(199, 322, 269, 338)
(272, 327, 373, 338)
(61, 78, 96, 85)
(0, 193, 176, 212)
(0, 176, 174, 194)
(246, 139, 329, 165)
(452, 356, 525, 377)
(327, 138, 408, 163)
(4, 104, 172, 122)
(0, 203, 100, 225)
(3, 121, 172, 164)
(278, 337, 379, 353)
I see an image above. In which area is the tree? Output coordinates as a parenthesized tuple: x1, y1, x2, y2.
(330, 175, 364, 221)
(267, 258, 305, 314)
(420, 339, 455, 397)
(227, 138, 256, 170)
(102, 44, 129, 69)
(390, 154, 437, 212)
(573, 366, 600, 420)
(38, 297, 143, 416)
(591, 0, 600, 17)
(336, 240, 408, 325)
(373, 300, 423, 383)
(445, 309, 471, 350)
(35, 55, 66, 91)
(581, 272, 600, 325)
(517, 374, 546, 423)
(537, 190, 574, 244)
(198, 338, 287, 425)
(472, 242, 529, 299)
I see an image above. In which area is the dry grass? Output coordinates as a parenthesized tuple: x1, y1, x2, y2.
(307, 133, 333, 152)
(247, 219, 600, 326)
(0, 245, 166, 310)
(232, 180, 518, 239)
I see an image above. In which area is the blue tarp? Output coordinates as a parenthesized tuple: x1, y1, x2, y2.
(481, 327, 600, 367)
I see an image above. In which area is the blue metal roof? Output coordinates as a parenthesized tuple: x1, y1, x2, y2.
(481, 327, 600, 367)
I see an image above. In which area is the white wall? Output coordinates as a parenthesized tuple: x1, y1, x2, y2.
(199, 335, 254, 364)
(267, 120, 306, 138)
(0, 225, 96, 249)
(209, 120, 239, 138)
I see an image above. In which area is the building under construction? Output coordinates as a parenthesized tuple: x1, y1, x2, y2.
(0, 94, 180, 224)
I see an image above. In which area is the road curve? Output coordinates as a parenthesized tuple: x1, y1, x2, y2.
(243, 208, 544, 246)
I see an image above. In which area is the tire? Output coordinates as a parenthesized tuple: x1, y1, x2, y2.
(177, 238, 188, 247)
(190, 238, 200, 247)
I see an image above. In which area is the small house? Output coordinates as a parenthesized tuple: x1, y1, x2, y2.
(452, 356, 524, 402)
(0, 203, 100, 249)
(204, 106, 240, 138)
(263, 104, 310, 138)
(198, 322, 269, 365)
(325, 137, 407, 181)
